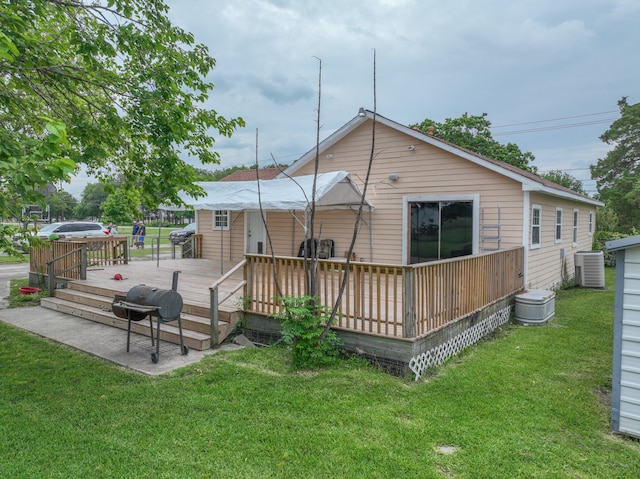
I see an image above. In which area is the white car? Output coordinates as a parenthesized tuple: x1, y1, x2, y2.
(35, 221, 110, 239)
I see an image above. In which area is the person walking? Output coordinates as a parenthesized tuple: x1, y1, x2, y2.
(136, 221, 146, 249)
(131, 221, 139, 248)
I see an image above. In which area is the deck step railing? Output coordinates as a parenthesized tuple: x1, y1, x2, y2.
(209, 259, 247, 347)
(30, 237, 129, 287)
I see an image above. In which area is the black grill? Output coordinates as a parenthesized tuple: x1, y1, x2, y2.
(112, 271, 188, 363)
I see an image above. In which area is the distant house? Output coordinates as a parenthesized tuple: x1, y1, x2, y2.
(186, 109, 602, 290)
(220, 168, 280, 182)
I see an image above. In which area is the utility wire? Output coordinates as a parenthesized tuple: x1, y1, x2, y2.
(493, 118, 617, 136)
(491, 110, 618, 128)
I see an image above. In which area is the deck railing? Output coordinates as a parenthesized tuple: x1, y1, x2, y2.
(30, 236, 129, 280)
(244, 247, 524, 339)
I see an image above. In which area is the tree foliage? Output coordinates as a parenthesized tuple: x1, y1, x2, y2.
(411, 113, 536, 172)
(74, 183, 107, 220)
(100, 188, 139, 225)
(1, 0, 244, 221)
(590, 98, 640, 233)
(540, 170, 585, 195)
(49, 191, 78, 221)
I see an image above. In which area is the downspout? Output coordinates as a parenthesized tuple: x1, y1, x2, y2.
(522, 191, 530, 288)
(220, 211, 224, 275)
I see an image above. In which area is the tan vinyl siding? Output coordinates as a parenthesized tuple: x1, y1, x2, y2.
(261, 210, 371, 260)
(290, 122, 525, 263)
(198, 210, 245, 262)
(526, 193, 596, 290)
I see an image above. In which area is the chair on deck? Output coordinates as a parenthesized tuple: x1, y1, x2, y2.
(297, 238, 334, 259)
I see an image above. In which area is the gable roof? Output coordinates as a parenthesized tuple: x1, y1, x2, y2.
(605, 235, 640, 252)
(280, 109, 603, 207)
(175, 171, 372, 212)
(220, 168, 280, 182)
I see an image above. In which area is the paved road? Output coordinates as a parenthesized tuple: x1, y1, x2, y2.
(0, 261, 30, 309)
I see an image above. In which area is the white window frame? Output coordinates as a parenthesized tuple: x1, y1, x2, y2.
(572, 209, 579, 246)
(555, 207, 563, 243)
(213, 210, 230, 231)
(588, 211, 594, 235)
(531, 205, 541, 249)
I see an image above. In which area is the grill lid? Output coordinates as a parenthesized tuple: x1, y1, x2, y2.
(125, 285, 183, 319)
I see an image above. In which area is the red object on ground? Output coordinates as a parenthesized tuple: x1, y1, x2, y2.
(113, 274, 123, 280)
(19, 287, 42, 295)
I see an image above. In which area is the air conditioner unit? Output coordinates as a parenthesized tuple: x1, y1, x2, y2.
(574, 251, 605, 288)
(515, 290, 555, 325)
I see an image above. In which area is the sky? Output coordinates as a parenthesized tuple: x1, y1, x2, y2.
(65, 0, 640, 197)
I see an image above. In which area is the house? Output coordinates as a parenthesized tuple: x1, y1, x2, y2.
(186, 109, 602, 291)
(219, 167, 280, 182)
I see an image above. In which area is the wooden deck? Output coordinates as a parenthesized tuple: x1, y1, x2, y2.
(78, 258, 244, 309)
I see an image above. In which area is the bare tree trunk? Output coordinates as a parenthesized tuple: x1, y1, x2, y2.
(321, 49, 378, 339)
(255, 128, 284, 299)
(306, 56, 323, 298)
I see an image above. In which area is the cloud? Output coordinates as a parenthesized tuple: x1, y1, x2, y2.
(244, 73, 315, 104)
(64, 0, 640, 195)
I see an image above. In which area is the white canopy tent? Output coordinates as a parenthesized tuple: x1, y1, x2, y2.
(174, 170, 372, 212)
(162, 171, 374, 266)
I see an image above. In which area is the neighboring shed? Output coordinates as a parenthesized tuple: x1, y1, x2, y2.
(606, 235, 640, 438)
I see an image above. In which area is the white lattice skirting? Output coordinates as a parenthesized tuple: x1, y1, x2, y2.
(409, 305, 513, 381)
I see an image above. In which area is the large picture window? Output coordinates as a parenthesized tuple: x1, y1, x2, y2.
(409, 200, 473, 263)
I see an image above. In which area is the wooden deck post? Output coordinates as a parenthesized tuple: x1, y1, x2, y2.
(80, 244, 87, 280)
(403, 267, 415, 338)
(246, 258, 253, 308)
(210, 286, 219, 348)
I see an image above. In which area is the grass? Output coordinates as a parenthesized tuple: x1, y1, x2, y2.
(8, 279, 47, 308)
(1, 267, 639, 477)
(0, 254, 28, 264)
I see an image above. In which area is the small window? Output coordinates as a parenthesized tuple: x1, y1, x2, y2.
(213, 210, 229, 231)
(588, 211, 594, 235)
(531, 205, 541, 249)
(572, 209, 579, 245)
(555, 208, 563, 243)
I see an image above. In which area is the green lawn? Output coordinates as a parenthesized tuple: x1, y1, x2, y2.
(1, 267, 639, 478)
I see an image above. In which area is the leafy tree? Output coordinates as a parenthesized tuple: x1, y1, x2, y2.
(591, 98, 640, 233)
(75, 183, 107, 220)
(101, 188, 138, 225)
(194, 166, 245, 181)
(1, 0, 244, 222)
(411, 113, 536, 172)
(49, 191, 78, 221)
(540, 170, 585, 194)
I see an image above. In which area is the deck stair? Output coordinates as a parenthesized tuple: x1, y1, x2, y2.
(40, 280, 240, 351)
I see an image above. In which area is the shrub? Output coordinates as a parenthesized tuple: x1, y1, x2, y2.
(276, 295, 343, 369)
(593, 230, 629, 267)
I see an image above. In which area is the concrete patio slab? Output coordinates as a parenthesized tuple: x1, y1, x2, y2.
(0, 305, 241, 376)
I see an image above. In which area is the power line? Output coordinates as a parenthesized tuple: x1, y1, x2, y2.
(491, 110, 618, 129)
(493, 118, 617, 136)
